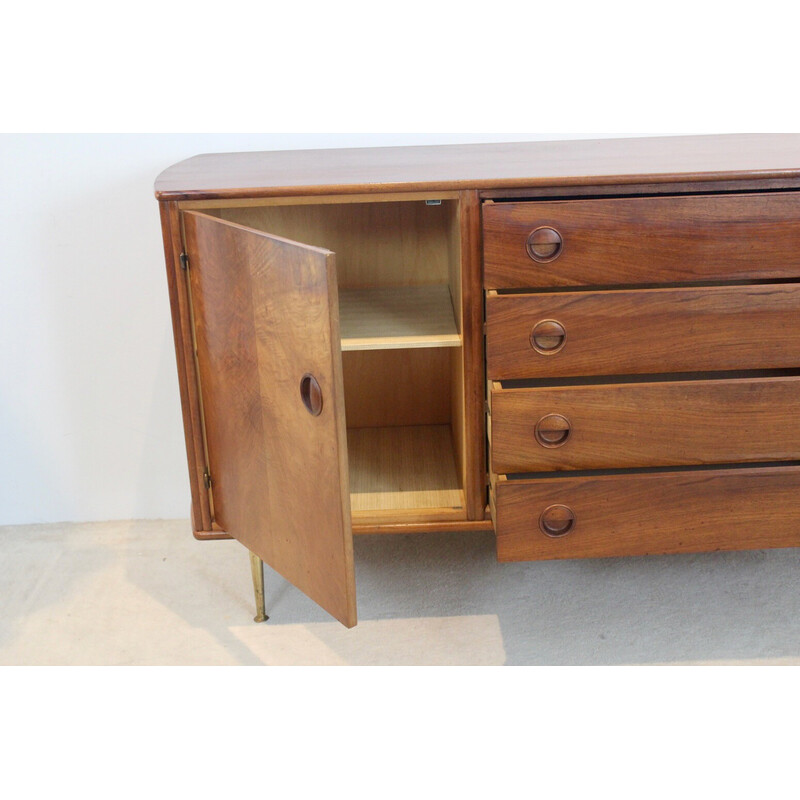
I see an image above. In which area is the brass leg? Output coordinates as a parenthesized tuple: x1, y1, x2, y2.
(249, 551, 268, 623)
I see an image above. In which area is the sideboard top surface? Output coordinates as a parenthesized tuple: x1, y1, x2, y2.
(154, 134, 800, 201)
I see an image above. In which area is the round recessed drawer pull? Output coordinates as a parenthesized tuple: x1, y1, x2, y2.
(535, 414, 572, 448)
(526, 226, 563, 262)
(530, 319, 567, 354)
(539, 504, 576, 538)
(300, 374, 323, 416)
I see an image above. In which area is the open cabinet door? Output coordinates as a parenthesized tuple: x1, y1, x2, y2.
(183, 211, 356, 627)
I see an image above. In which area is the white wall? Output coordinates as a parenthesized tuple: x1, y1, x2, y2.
(0, 133, 637, 525)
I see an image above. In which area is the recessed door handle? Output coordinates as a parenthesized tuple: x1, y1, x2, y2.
(535, 414, 572, 448)
(526, 226, 563, 262)
(300, 374, 323, 416)
(530, 319, 567, 354)
(539, 504, 576, 537)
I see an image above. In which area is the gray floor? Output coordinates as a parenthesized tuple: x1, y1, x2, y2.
(1, 519, 799, 665)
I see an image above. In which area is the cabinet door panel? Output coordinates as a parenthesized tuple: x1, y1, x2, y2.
(184, 211, 356, 627)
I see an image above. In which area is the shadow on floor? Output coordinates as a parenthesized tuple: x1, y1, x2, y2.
(257, 530, 800, 665)
(3, 521, 799, 665)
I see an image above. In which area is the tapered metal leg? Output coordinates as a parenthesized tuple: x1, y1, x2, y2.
(249, 550, 268, 623)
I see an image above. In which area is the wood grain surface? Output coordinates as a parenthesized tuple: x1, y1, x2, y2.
(483, 192, 800, 288)
(339, 286, 459, 350)
(158, 201, 212, 533)
(493, 466, 800, 561)
(342, 348, 453, 428)
(348, 425, 463, 513)
(183, 211, 356, 627)
(155, 135, 800, 200)
(459, 191, 488, 520)
(217, 200, 458, 290)
(490, 375, 800, 473)
(486, 283, 800, 379)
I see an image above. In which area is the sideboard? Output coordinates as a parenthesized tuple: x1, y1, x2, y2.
(155, 134, 800, 627)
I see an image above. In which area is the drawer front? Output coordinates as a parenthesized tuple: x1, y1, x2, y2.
(490, 376, 800, 473)
(493, 466, 800, 561)
(486, 284, 800, 379)
(483, 193, 800, 289)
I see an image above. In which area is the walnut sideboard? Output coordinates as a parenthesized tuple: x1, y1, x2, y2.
(156, 134, 800, 628)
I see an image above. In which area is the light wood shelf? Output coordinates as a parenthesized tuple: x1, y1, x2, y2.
(339, 285, 460, 351)
(348, 425, 463, 513)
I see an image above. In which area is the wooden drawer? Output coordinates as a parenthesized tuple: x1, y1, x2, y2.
(492, 465, 800, 561)
(489, 375, 800, 473)
(486, 283, 800, 379)
(483, 193, 800, 289)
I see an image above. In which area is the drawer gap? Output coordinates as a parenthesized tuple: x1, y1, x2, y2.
(492, 278, 800, 296)
(484, 184, 800, 203)
(498, 368, 800, 390)
(506, 459, 800, 481)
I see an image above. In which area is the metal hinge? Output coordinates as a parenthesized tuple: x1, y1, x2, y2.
(203, 469, 213, 490)
(180, 252, 190, 271)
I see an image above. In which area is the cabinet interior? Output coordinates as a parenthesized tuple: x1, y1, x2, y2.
(214, 198, 467, 525)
